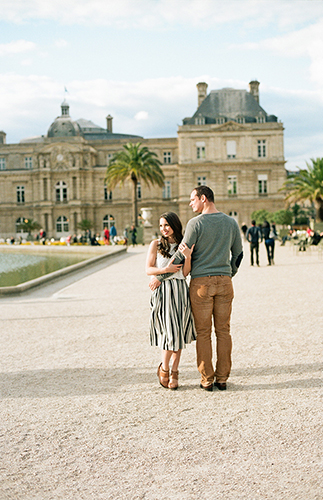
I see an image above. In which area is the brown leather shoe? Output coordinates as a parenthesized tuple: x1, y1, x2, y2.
(200, 383, 213, 392)
(214, 382, 227, 391)
(168, 370, 179, 390)
(157, 363, 169, 388)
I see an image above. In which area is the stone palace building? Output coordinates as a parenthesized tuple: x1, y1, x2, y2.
(0, 80, 286, 239)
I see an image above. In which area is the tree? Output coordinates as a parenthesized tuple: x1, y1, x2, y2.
(250, 209, 273, 226)
(281, 158, 323, 222)
(272, 209, 293, 226)
(17, 218, 41, 237)
(105, 142, 165, 226)
(77, 219, 93, 233)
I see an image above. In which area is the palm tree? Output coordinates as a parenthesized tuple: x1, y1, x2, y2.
(282, 158, 323, 222)
(17, 218, 41, 237)
(105, 142, 165, 226)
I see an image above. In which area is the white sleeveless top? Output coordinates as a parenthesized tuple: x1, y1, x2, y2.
(155, 242, 185, 280)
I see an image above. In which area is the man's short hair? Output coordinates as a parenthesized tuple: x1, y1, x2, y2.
(193, 185, 214, 203)
(251, 220, 256, 225)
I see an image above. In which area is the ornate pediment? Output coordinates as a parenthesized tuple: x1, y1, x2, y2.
(36, 143, 97, 170)
(216, 121, 246, 132)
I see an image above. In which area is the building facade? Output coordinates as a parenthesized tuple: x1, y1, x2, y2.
(0, 80, 286, 239)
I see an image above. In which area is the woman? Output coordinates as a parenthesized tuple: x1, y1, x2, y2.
(263, 220, 277, 265)
(146, 212, 196, 390)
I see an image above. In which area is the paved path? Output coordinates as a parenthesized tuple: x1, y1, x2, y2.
(0, 241, 322, 499)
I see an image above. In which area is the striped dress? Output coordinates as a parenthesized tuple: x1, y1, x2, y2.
(149, 243, 196, 350)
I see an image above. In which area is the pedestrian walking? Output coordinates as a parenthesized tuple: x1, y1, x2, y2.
(246, 220, 262, 266)
(130, 225, 137, 246)
(262, 221, 277, 265)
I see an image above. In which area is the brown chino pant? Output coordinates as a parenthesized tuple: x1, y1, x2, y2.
(189, 275, 234, 387)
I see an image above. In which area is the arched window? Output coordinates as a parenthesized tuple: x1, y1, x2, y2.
(56, 181, 67, 203)
(103, 214, 115, 230)
(229, 211, 239, 223)
(56, 215, 69, 233)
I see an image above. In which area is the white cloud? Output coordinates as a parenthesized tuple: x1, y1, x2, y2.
(0, 40, 36, 56)
(134, 111, 149, 121)
(54, 39, 68, 48)
(1, 0, 323, 28)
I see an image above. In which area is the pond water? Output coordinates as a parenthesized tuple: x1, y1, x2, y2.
(0, 252, 92, 287)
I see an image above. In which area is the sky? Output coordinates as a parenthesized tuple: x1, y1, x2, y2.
(1, 0, 323, 170)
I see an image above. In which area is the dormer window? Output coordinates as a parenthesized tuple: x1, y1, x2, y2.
(195, 116, 205, 125)
(216, 117, 225, 124)
(237, 116, 245, 124)
(256, 115, 265, 123)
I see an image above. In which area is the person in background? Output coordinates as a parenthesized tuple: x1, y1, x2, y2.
(110, 224, 117, 244)
(104, 227, 110, 245)
(246, 220, 262, 266)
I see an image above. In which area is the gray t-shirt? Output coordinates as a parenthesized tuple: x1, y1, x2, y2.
(183, 212, 243, 279)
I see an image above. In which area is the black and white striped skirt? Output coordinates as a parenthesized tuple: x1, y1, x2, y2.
(149, 278, 196, 350)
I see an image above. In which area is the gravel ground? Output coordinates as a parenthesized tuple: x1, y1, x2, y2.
(0, 241, 322, 499)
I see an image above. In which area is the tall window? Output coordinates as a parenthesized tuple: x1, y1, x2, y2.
(257, 115, 265, 123)
(257, 140, 266, 158)
(197, 176, 207, 186)
(107, 153, 113, 165)
(104, 186, 113, 201)
(258, 174, 268, 194)
(137, 181, 142, 200)
(228, 175, 237, 195)
(43, 178, 48, 201)
(163, 151, 172, 164)
(56, 215, 69, 233)
(24, 157, 33, 169)
(195, 117, 205, 125)
(56, 181, 67, 202)
(226, 141, 236, 159)
(196, 142, 206, 160)
(103, 214, 115, 230)
(162, 180, 171, 199)
(72, 177, 77, 199)
(0, 157, 6, 170)
(17, 186, 25, 203)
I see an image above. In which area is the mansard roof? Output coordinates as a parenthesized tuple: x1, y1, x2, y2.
(75, 118, 142, 141)
(183, 87, 277, 125)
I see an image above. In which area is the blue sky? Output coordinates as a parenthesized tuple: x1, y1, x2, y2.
(1, 0, 323, 169)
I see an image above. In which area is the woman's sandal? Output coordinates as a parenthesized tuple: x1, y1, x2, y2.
(157, 363, 169, 388)
(168, 370, 179, 390)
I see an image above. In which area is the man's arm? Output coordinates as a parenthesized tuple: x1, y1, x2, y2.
(155, 249, 185, 282)
(230, 225, 243, 277)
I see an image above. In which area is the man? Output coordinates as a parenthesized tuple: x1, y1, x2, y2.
(110, 224, 117, 244)
(246, 220, 262, 266)
(150, 186, 243, 391)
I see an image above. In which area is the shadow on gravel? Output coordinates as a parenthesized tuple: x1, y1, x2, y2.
(1, 362, 322, 398)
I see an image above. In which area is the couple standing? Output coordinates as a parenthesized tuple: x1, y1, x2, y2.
(146, 186, 243, 391)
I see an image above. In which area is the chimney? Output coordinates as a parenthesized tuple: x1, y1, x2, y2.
(0, 131, 6, 144)
(249, 80, 260, 104)
(106, 115, 113, 133)
(197, 82, 208, 107)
